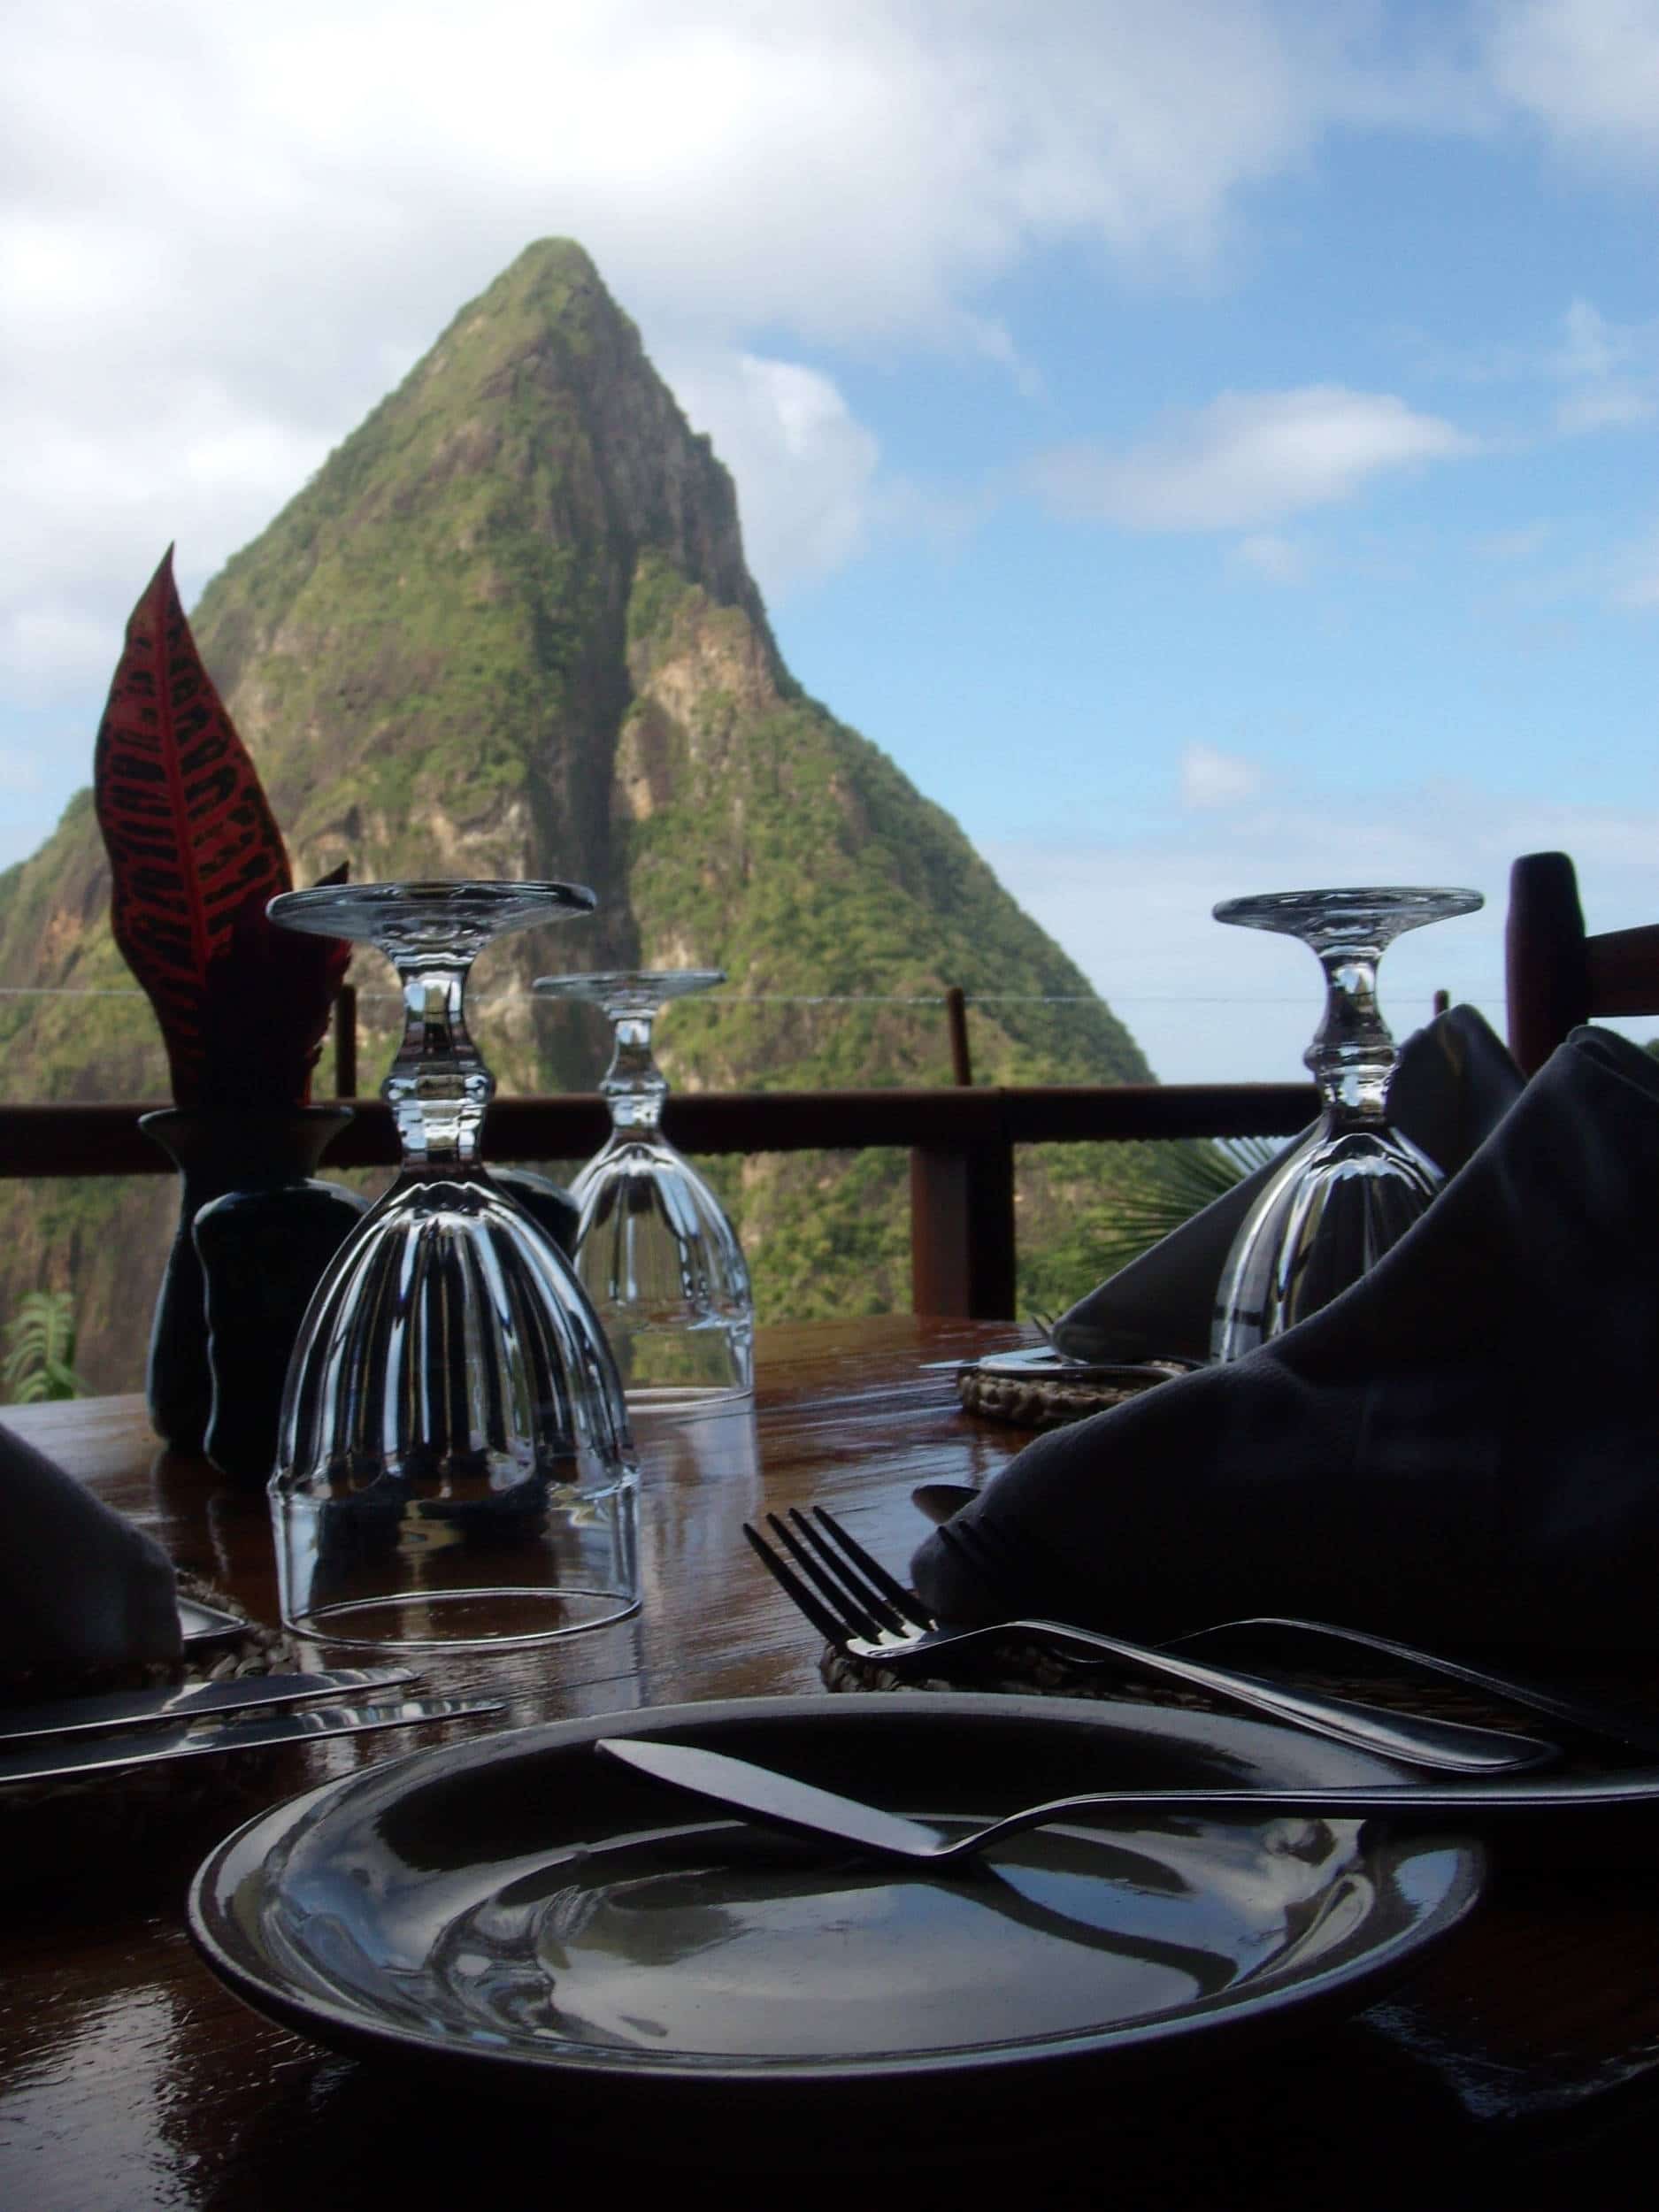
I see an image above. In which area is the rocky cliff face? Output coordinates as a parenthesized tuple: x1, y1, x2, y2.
(0, 240, 1152, 1388)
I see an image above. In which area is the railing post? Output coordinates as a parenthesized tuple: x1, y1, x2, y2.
(910, 1126, 1017, 1319)
(334, 983, 357, 1099)
(1506, 852, 1587, 1075)
(945, 985, 972, 1087)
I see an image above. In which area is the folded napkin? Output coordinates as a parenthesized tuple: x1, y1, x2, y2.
(1049, 1005, 1525, 1364)
(915, 1025, 1659, 1655)
(0, 1420, 180, 1682)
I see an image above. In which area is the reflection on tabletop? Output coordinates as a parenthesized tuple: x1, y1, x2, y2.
(7, 1322, 1659, 2206)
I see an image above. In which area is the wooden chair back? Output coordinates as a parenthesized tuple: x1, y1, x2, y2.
(1505, 850, 1659, 1074)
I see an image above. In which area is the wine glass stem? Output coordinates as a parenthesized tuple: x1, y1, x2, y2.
(602, 1010, 667, 1133)
(384, 953, 491, 1165)
(1305, 950, 1396, 1126)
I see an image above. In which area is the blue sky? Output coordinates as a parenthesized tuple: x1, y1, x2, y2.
(3, 1, 1656, 1079)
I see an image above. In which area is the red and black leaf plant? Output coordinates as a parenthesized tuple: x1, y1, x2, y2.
(94, 549, 351, 1108)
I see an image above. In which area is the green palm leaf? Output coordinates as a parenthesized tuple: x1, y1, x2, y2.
(1087, 1136, 1279, 1278)
(3, 1290, 88, 1403)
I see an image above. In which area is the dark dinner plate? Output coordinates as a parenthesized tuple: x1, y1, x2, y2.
(968, 1348, 1195, 1384)
(178, 1594, 248, 1649)
(188, 1694, 1483, 2150)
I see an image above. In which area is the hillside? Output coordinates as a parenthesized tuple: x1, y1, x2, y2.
(0, 239, 1153, 1388)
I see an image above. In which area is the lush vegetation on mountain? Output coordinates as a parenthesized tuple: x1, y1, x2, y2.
(0, 238, 1171, 1389)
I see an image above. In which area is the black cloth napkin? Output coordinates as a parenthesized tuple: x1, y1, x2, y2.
(1049, 1005, 1525, 1364)
(914, 1025, 1659, 1655)
(0, 1420, 180, 1680)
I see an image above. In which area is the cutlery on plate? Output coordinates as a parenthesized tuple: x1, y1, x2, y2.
(0, 1667, 419, 1746)
(598, 1733, 1659, 1869)
(745, 1508, 1559, 1776)
(895, 1507, 1659, 1762)
(1164, 1616, 1659, 1759)
(0, 1697, 503, 1786)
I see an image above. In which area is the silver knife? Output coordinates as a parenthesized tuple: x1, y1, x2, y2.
(0, 1667, 419, 1746)
(596, 1734, 1659, 1867)
(0, 1697, 504, 1786)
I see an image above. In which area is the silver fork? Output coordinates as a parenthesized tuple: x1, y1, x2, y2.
(742, 1509, 1557, 1777)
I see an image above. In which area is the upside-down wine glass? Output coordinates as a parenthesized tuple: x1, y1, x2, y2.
(266, 881, 639, 1648)
(1210, 885, 1484, 1363)
(534, 970, 754, 1406)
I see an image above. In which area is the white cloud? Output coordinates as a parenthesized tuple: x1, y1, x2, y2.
(0, 606, 111, 689)
(1390, 296, 1659, 448)
(1478, 524, 1549, 560)
(1231, 531, 1310, 582)
(0, 373, 332, 699)
(0, 0, 1655, 864)
(1180, 744, 1267, 810)
(0, 3, 1638, 703)
(0, 822, 51, 868)
(980, 780, 1659, 1083)
(1557, 386, 1656, 434)
(0, 2, 1362, 390)
(869, 477, 995, 554)
(0, 0, 1412, 723)
(1555, 299, 1625, 384)
(1546, 299, 1658, 434)
(1616, 535, 1659, 609)
(1031, 387, 1475, 532)
(0, 745, 43, 795)
(663, 350, 879, 595)
(1471, 517, 1659, 618)
(1486, 0, 1659, 165)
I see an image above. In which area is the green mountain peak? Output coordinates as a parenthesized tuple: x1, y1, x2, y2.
(0, 242, 1153, 1386)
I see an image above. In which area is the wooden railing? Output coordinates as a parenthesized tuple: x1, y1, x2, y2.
(0, 1079, 1314, 1320)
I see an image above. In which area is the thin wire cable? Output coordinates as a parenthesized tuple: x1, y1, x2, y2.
(0, 985, 1499, 1006)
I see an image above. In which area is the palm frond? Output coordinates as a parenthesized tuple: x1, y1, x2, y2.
(1089, 1136, 1279, 1278)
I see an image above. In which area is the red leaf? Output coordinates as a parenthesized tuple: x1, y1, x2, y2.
(95, 550, 349, 1106)
(198, 864, 353, 1108)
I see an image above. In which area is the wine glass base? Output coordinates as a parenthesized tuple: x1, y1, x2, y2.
(281, 1584, 641, 1652)
(598, 1316, 755, 1407)
(274, 1459, 640, 1652)
(626, 1382, 755, 1413)
(1211, 886, 1483, 949)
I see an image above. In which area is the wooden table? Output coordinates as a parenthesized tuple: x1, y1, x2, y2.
(4, 1317, 1659, 2209)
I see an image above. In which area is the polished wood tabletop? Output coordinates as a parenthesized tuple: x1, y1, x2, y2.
(4, 1316, 1659, 2209)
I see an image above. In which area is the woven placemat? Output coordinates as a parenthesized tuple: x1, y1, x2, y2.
(0, 1571, 297, 1874)
(956, 1358, 1193, 1432)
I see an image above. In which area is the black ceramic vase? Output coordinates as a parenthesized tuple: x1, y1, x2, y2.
(140, 1107, 366, 1475)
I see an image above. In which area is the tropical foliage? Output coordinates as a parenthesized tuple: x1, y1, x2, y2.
(3, 1290, 87, 1403)
(0, 239, 1204, 1391)
(1081, 1136, 1280, 1278)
